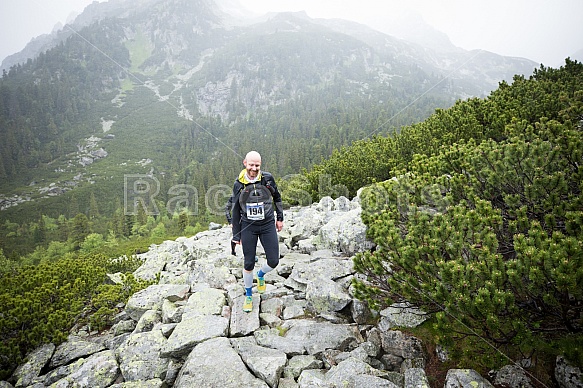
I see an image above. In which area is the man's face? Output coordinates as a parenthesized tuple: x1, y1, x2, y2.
(244, 155, 261, 179)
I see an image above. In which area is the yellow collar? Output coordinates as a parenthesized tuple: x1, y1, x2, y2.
(238, 169, 262, 184)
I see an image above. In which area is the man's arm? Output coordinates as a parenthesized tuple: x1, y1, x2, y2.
(225, 195, 233, 224)
(231, 182, 242, 241)
(265, 174, 284, 232)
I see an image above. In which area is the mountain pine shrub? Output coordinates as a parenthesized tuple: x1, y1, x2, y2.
(353, 114, 582, 368)
(0, 253, 154, 380)
(280, 59, 583, 373)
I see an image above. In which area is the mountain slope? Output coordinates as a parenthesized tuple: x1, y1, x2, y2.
(0, 0, 537, 227)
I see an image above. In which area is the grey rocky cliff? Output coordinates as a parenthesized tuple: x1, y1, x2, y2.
(4, 195, 579, 387)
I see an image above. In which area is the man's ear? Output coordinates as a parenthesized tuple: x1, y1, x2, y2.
(242, 158, 247, 166)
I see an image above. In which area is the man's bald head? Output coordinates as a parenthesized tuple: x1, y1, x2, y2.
(244, 151, 261, 163)
(243, 151, 262, 180)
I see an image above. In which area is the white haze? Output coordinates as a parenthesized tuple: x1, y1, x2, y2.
(1, 0, 582, 68)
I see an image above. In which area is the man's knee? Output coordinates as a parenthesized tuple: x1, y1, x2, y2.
(266, 256, 279, 269)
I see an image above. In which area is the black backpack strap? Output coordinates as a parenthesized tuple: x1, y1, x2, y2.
(261, 172, 276, 195)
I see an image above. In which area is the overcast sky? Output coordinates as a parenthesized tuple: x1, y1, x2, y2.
(1, 0, 582, 68)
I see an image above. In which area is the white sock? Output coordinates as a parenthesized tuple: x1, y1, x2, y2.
(243, 270, 254, 289)
(257, 264, 273, 278)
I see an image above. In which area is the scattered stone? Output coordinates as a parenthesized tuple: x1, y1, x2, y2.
(116, 330, 169, 381)
(379, 302, 428, 329)
(490, 364, 534, 388)
(444, 369, 494, 387)
(173, 337, 268, 387)
(49, 350, 119, 387)
(555, 356, 583, 388)
(49, 336, 105, 369)
(11, 344, 55, 388)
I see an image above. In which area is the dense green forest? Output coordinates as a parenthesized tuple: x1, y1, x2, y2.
(0, 21, 129, 178)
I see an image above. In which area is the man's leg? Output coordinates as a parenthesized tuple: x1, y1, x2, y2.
(241, 223, 258, 311)
(256, 223, 280, 293)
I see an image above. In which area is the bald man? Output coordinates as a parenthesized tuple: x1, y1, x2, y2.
(230, 151, 284, 312)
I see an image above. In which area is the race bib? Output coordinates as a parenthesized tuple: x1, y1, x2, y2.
(246, 202, 265, 220)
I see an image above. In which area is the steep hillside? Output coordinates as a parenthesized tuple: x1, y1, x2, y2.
(0, 0, 537, 244)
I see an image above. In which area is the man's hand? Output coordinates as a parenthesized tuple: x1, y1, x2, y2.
(276, 220, 283, 232)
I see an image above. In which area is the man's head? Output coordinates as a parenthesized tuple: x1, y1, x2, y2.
(243, 151, 262, 180)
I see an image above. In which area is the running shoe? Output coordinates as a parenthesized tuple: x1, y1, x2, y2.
(243, 296, 253, 312)
(257, 276, 266, 294)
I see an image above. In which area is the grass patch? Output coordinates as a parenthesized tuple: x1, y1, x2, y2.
(125, 28, 153, 73)
(121, 77, 135, 92)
